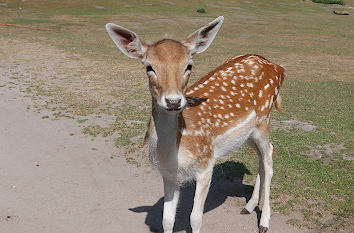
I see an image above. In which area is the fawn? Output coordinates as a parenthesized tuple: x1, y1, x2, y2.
(106, 16, 285, 233)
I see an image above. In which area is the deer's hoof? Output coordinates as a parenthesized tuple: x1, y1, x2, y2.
(240, 208, 251, 215)
(259, 225, 268, 233)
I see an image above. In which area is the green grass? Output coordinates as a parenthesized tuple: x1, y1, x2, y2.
(1, 0, 353, 231)
(312, 0, 345, 5)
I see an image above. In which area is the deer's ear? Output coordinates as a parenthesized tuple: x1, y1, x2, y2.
(106, 23, 147, 60)
(183, 16, 224, 56)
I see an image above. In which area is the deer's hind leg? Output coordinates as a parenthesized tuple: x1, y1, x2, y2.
(242, 117, 273, 233)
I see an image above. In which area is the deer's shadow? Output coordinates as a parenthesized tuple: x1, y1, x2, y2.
(129, 161, 260, 233)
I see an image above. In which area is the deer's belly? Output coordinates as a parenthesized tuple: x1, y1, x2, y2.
(212, 111, 256, 158)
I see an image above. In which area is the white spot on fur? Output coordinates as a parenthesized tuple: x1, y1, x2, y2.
(264, 84, 270, 90)
(258, 90, 263, 98)
(265, 99, 269, 108)
(236, 104, 241, 108)
(221, 86, 227, 91)
(246, 83, 254, 88)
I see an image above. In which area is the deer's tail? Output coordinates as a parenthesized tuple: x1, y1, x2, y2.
(275, 94, 285, 113)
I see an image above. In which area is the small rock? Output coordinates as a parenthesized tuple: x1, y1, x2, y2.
(92, 5, 106, 10)
(165, 1, 176, 5)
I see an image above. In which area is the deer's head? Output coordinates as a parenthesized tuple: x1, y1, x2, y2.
(106, 16, 224, 112)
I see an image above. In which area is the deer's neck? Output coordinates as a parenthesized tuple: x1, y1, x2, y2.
(151, 99, 182, 166)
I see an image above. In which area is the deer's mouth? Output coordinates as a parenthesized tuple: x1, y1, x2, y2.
(166, 107, 182, 112)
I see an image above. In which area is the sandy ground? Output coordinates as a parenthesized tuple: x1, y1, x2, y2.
(0, 40, 309, 233)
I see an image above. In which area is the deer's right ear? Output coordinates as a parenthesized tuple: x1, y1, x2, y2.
(106, 23, 147, 60)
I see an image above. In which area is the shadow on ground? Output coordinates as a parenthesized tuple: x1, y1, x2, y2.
(130, 161, 259, 233)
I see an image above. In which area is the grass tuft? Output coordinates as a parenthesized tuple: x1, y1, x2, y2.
(196, 8, 206, 13)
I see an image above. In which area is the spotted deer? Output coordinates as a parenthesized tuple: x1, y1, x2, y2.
(106, 16, 285, 233)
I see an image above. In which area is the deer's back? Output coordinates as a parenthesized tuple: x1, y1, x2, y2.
(179, 54, 285, 167)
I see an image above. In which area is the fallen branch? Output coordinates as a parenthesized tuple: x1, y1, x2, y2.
(0, 23, 55, 31)
(333, 10, 349, 15)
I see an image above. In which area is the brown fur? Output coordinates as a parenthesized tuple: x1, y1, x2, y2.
(174, 54, 285, 167)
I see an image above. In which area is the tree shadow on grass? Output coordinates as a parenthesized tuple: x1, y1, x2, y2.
(129, 161, 260, 233)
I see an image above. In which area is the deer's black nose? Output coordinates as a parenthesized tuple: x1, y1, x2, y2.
(165, 98, 181, 109)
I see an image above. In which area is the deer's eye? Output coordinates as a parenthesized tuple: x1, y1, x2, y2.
(146, 65, 155, 73)
(186, 64, 192, 72)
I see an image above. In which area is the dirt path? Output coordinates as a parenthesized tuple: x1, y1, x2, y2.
(0, 40, 308, 233)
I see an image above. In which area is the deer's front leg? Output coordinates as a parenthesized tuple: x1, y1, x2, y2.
(190, 169, 213, 233)
(162, 177, 180, 233)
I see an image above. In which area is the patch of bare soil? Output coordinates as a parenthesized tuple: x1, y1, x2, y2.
(304, 143, 347, 163)
(150, 18, 178, 24)
(117, 21, 144, 29)
(206, 3, 243, 10)
(271, 119, 317, 132)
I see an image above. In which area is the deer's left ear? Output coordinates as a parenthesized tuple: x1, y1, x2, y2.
(183, 16, 224, 56)
(106, 23, 147, 60)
